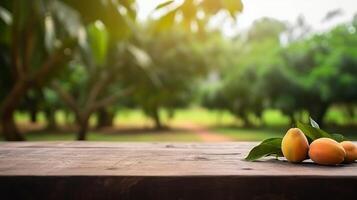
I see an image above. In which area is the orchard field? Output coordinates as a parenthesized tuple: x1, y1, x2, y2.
(1, 0, 357, 141)
(5, 107, 357, 142)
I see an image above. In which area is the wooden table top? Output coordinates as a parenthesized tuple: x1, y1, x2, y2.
(1, 142, 357, 200)
(0, 141, 356, 177)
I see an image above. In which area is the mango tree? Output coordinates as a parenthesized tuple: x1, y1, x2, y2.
(0, 0, 79, 140)
(122, 0, 244, 129)
(218, 18, 286, 126)
(51, 20, 135, 140)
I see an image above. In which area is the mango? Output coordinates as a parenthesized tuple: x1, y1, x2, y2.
(309, 138, 346, 165)
(340, 141, 357, 163)
(281, 128, 309, 163)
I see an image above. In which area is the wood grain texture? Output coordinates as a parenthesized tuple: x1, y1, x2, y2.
(0, 142, 357, 200)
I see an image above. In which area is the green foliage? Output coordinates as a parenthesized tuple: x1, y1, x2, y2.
(247, 18, 286, 42)
(86, 21, 109, 66)
(0, 0, 81, 82)
(245, 138, 283, 161)
(246, 118, 346, 161)
(207, 15, 357, 127)
(117, 28, 209, 127)
(275, 21, 357, 125)
(297, 118, 344, 142)
(201, 84, 230, 111)
(202, 17, 286, 126)
(2, 0, 357, 141)
(63, 0, 136, 40)
(153, 0, 243, 32)
(296, 122, 331, 141)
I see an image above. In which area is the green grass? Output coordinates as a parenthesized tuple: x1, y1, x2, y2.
(171, 108, 236, 125)
(113, 108, 236, 127)
(213, 127, 286, 141)
(214, 126, 357, 141)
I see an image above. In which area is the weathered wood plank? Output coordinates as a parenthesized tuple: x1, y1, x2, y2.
(0, 142, 356, 200)
(0, 142, 356, 176)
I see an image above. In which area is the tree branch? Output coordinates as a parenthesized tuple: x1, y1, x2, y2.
(0, 79, 30, 117)
(51, 81, 80, 116)
(86, 73, 110, 110)
(90, 87, 134, 113)
(32, 38, 76, 86)
(23, 15, 36, 74)
(11, 0, 24, 80)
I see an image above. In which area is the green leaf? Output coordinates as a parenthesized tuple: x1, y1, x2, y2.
(309, 117, 320, 129)
(44, 15, 56, 52)
(154, 8, 177, 31)
(297, 121, 345, 142)
(0, 6, 12, 25)
(245, 138, 283, 161)
(50, 0, 82, 37)
(155, 0, 175, 10)
(87, 20, 109, 66)
(261, 137, 283, 146)
(331, 133, 344, 142)
(297, 122, 330, 141)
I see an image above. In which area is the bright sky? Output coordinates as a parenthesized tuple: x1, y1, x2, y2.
(137, 0, 357, 35)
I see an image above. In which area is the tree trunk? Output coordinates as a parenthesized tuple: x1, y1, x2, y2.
(152, 108, 162, 130)
(256, 112, 264, 127)
(1, 110, 24, 141)
(30, 108, 37, 123)
(242, 113, 252, 128)
(76, 115, 89, 141)
(96, 109, 114, 129)
(0, 80, 29, 141)
(45, 109, 57, 130)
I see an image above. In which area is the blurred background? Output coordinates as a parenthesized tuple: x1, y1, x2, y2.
(0, 0, 356, 141)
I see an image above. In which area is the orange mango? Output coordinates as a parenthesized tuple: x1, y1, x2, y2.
(340, 141, 357, 163)
(309, 138, 346, 165)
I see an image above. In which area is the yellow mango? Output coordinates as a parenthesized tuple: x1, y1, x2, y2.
(281, 128, 309, 163)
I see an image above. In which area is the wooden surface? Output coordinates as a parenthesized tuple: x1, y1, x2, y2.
(0, 142, 357, 200)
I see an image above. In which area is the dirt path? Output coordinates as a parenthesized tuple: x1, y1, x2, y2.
(180, 122, 232, 142)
